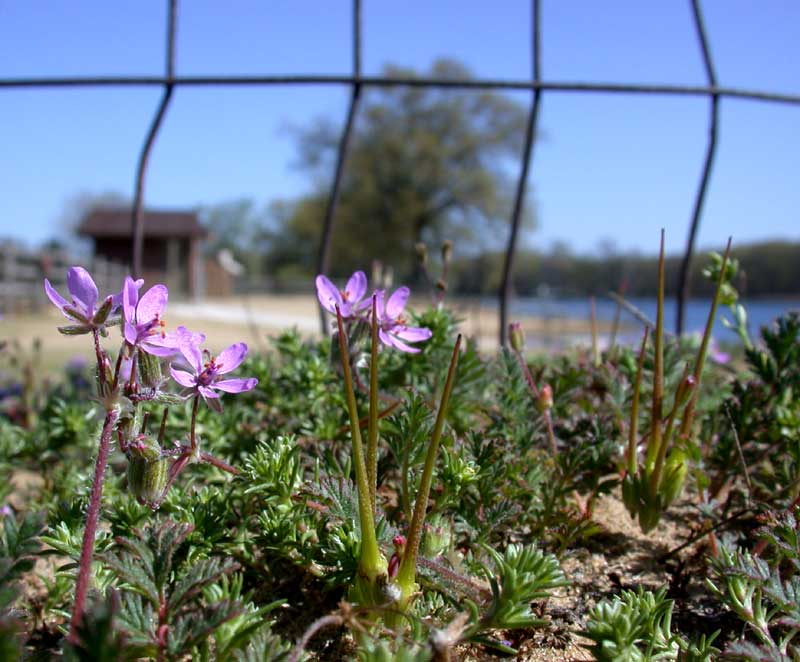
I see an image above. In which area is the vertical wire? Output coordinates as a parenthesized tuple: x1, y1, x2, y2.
(499, 0, 542, 345)
(676, 0, 719, 335)
(131, 0, 178, 279)
(316, 0, 363, 334)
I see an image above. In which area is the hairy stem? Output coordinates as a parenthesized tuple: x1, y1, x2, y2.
(397, 335, 461, 602)
(367, 295, 379, 513)
(512, 347, 558, 457)
(70, 408, 119, 639)
(335, 306, 382, 578)
(645, 230, 665, 477)
(627, 327, 649, 475)
(680, 237, 732, 440)
(189, 394, 200, 451)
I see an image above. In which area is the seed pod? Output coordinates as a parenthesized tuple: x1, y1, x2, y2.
(137, 350, 164, 389)
(127, 435, 168, 507)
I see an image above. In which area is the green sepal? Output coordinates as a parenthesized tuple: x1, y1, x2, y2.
(137, 351, 164, 389)
(92, 295, 114, 326)
(58, 324, 91, 335)
(151, 392, 184, 406)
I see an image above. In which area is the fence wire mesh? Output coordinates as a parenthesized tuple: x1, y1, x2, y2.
(2, 0, 798, 343)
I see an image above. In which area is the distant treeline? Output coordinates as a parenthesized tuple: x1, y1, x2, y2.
(449, 240, 800, 298)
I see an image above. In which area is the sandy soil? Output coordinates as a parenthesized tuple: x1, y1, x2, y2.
(1, 294, 621, 373)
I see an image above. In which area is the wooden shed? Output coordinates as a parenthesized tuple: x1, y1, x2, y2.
(78, 208, 207, 298)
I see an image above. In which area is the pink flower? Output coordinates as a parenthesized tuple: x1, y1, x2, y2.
(122, 277, 177, 357)
(44, 267, 141, 332)
(170, 342, 258, 407)
(374, 287, 432, 353)
(315, 271, 368, 318)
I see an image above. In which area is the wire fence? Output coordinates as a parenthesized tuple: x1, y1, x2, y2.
(2, 0, 799, 344)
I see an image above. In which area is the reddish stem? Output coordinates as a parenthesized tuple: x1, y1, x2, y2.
(189, 395, 200, 451)
(70, 408, 119, 639)
(199, 451, 240, 475)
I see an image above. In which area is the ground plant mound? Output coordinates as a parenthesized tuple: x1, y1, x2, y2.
(0, 241, 799, 660)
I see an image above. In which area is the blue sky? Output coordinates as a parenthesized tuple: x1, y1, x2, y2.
(0, 1, 798, 257)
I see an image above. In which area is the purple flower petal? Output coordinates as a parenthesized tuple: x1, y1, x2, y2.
(119, 355, 133, 382)
(180, 342, 203, 373)
(213, 377, 258, 393)
(170, 366, 196, 388)
(140, 340, 180, 357)
(123, 321, 139, 346)
(394, 326, 432, 342)
(173, 326, 206, 347)
(315, 275, 343, 315)
(386, 333, 421, 353)
(44, 279, 70, 316)
(113, 278, 143, 313)
(66, 267, 99, 314)
(374, 289, 386, 319)
(198, 385, 220, 399)
(136, 284, 168, 323)
(216, 342, 248, 374)
(122, 277, 139, 324)
(345, 271, 367, 303)
(385, 287, 410, 319)
(378, 328, 394, 349)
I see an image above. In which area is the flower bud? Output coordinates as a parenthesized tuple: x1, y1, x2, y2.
(126, 435, 169, 507)
(421, 515, 452, 558)
(441, 240, 453, 264)
(508, 322, 525, 352)
(92, 295, 114, 326)
(96, 350, 115, 398)
(537, 384, 554, 412)
(415, 242, 428, 265)
(137, 350, 164, 390)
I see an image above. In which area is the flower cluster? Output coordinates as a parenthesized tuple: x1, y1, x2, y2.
(316, 270, 432, 353)
(44, 267, 258, 501)
(45, 267, 258, 399)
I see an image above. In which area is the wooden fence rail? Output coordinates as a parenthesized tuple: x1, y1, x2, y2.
(0, 246, 128, 314)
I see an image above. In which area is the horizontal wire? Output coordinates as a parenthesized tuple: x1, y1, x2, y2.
(1, 75, 799, 104)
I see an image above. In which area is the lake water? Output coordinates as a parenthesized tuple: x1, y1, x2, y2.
(500, 296, 800, 344)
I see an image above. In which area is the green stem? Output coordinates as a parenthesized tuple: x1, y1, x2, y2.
(679, 237, 732, 439)
(627, 327, 649, 475)
(650, 362, 691, 493)
(645, 230, 665, 476)
(367, 295, 379, 513)
(335, 307, 382, 577)
(401, 446, 412, 524)
(396, 335, 461, 603)
(590, 296, 600, 367)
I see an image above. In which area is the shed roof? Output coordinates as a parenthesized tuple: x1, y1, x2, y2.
(78, 208, 207, 239)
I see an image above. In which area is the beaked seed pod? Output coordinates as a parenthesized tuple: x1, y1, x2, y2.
(127, 435, 168, 507)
